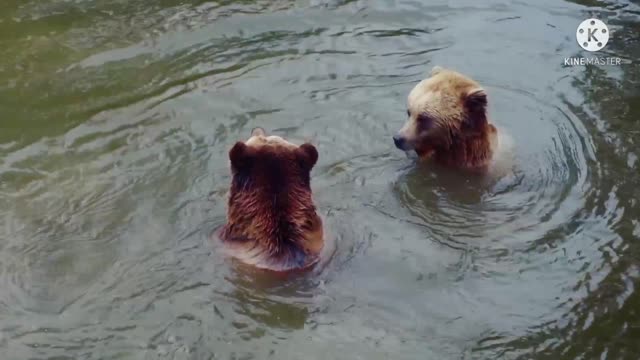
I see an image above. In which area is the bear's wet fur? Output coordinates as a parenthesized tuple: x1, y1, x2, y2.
(218, 128, 324, 272)
(393, 66, 499, 170)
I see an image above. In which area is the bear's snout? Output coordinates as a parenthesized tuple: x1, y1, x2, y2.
(393, 134, 410, 151)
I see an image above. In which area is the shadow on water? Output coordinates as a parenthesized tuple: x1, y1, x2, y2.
(0, 0, 297, 150)
(493, 2, 640, 359)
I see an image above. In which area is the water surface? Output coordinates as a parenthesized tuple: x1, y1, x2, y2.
(1, 0, 639, 359)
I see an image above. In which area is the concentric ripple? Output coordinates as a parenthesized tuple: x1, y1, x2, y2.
(394, 86, 594, 250)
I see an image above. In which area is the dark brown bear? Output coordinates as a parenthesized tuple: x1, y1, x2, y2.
(217, 128, 325, 272)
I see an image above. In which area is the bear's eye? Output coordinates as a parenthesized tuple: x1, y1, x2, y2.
(406, 109, 411, 117)
(417, 113, 432, 125)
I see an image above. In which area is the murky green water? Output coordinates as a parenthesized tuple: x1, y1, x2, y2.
(1, 0, 639, 359)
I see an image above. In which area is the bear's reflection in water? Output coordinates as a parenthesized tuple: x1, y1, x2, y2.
(392, 158, 526, 246)
(401, 162, 498, 204)
(223, 265, 321, 331)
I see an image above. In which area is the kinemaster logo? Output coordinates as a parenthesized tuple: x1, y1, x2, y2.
(564, 18, 622, 66)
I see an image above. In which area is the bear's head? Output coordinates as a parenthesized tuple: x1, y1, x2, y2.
(392, 66, 492, 163)
(220, 127, 322, 272)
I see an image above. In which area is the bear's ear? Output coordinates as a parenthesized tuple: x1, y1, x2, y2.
(430, 65, 445, 76)
(251, 127, 266, 137)
(464, 88, 488, 128)
(297, 143, 318, 171)
(465, 88, 488, 112)
(229, 142, 251, 169)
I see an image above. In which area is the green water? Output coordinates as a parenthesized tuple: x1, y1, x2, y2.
(1, 0, 639, 359)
